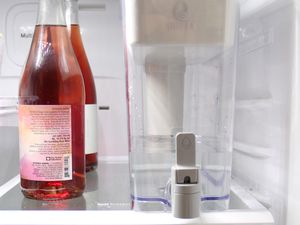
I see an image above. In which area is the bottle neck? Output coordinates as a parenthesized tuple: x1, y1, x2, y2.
(37, 0, 66, 26)
(65, 0, 79, 25)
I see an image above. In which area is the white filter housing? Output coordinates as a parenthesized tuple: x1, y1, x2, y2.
(125, 0, 236, 46)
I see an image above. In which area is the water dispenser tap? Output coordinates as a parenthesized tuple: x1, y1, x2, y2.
(172, 133, 200, 218)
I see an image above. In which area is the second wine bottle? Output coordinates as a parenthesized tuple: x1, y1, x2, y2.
(65, 0, 98, 172)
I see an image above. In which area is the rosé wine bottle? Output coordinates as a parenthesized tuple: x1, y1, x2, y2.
(18, 0, 85, 200)
(65, 0, 98, 172)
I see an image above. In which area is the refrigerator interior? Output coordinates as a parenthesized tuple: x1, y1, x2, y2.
(235, 0, 300, 225)
(1, 0, 299, 224)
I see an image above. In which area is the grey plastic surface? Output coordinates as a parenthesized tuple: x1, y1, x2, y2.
(0, 127, 19, 186)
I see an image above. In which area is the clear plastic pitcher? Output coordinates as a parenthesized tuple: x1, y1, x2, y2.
(123, 0, 239, 211)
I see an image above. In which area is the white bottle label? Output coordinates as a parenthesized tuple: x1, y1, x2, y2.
(85, 104, 98, 155)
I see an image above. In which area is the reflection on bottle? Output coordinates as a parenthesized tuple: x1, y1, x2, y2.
(21, 195, 86, 210)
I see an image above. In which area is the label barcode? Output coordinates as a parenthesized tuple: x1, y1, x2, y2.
(64, 156, 70, 178)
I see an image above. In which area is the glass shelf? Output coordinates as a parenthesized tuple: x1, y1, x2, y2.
(0, 161, 131, 211)
(0, 158, 274, 225)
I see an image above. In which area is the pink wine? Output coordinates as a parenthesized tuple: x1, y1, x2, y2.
(18, 0, 85, 200)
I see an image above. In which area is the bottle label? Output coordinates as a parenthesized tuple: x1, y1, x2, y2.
(85, 104, 98, 155)
(19, 105, 72, 181)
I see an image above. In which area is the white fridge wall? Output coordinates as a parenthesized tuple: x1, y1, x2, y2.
(0, 0, 124, 79)
(287, 3, 300, 225)
(0, 0, 128, 157)
(236, 1, 300, 225)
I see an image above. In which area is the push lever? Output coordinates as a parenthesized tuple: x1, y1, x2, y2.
(172, 133, 200, 218)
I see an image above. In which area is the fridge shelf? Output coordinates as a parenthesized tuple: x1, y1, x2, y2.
(0, 210, 274, 225)
(235, 99, 273, 110)
(0, 159, 274, 225)
(233, 141, 272, 159)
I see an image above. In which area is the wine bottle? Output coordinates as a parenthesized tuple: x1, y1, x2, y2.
(18, 0, 85, 200)
(65, 0, 98, 172)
